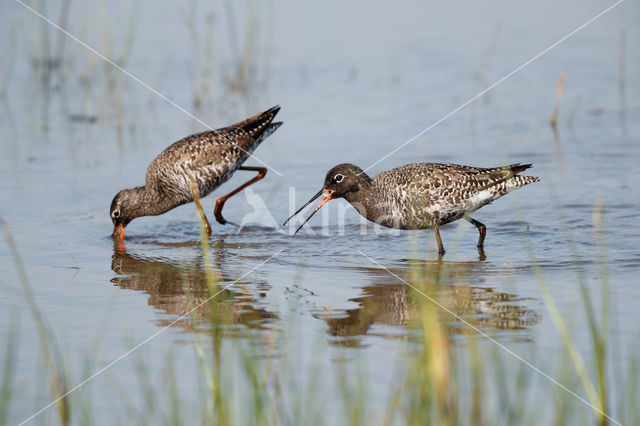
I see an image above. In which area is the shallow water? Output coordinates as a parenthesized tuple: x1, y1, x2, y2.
(1, 0, 640, 424)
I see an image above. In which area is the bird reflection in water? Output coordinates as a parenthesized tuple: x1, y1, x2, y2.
(320, 260, 540, 346)
(110, 242, 539, 347)
(110, 241, 277, 332)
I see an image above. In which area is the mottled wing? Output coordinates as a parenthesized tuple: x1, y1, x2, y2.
(145, 133, 239, 205)
(378, 163, 538, 228)
(143, 106, 282, 206)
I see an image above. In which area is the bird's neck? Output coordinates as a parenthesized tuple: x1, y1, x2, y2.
(343, 179, 379, 221)
(127, 186, 175, 218)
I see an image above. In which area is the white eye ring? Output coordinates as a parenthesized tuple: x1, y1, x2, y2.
(112, 210, 120, 218)
(334, 174, 344, 183)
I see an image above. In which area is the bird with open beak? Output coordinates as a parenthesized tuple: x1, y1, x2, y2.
(283, 163, 365, 235)
(283, 162, 539, 255)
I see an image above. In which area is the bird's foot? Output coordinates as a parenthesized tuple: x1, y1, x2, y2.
(477, 246, 486, 261)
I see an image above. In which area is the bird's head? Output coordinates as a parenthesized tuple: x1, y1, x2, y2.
(110, 189, 136, 240)
(283, 163, 372, 235)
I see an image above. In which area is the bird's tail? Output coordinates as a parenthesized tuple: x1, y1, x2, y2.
(262, 121, 283, 139)
(508, 163, 540, 187)
(233, 105, 281, 137)
(477, 163, 540, 192)
(224, 105, 282, 152)
(509, 174, 541, 187)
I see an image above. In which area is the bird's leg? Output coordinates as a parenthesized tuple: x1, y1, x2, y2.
(189, 176, 212, 236)
(193, 190, 212, 235)
(477, 246, 487, 261)
(434, 224, 446, 256)
(214, 166, 267, 225)
(464, 216, 486, 247)
(203, 216, 212, 235)
(195, 203, 212, 235)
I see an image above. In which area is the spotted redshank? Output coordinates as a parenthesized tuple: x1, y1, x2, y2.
(110, 105, 282, 240)
(284, 162, 540, 255)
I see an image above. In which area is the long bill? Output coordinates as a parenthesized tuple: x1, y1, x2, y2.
(283, 189, 324, 226)
(284, 189, 334, 235)
(113, 224, 125, 241)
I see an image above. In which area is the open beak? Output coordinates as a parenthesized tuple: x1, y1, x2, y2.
(283, 189, 334, 235)
(113, 224, 125, 241)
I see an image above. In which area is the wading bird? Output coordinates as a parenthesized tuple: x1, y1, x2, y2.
(284, 162, 539, 255)
(110, 106, 282, 240)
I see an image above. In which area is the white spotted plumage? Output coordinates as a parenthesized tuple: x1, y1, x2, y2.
(291, 160, 539, 254)
(362, 163, 539, 230)
(144, 107, 282, 210)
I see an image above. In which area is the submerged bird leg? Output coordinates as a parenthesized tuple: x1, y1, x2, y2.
(464, 216, 486, 247)
(477, 246, 487, 261)
(434, 224, 446, 256)
(214, 166, 267, 225)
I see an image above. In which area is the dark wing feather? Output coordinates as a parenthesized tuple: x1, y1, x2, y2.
(216, 105, 281, 151)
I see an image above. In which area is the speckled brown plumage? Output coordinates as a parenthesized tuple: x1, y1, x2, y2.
(110, 105, 282, 239)
(286, 162, 540, 255)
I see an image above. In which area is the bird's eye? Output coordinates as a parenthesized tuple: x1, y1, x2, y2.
(112, 210, 120, 218)
(334, 174, 344, 183)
